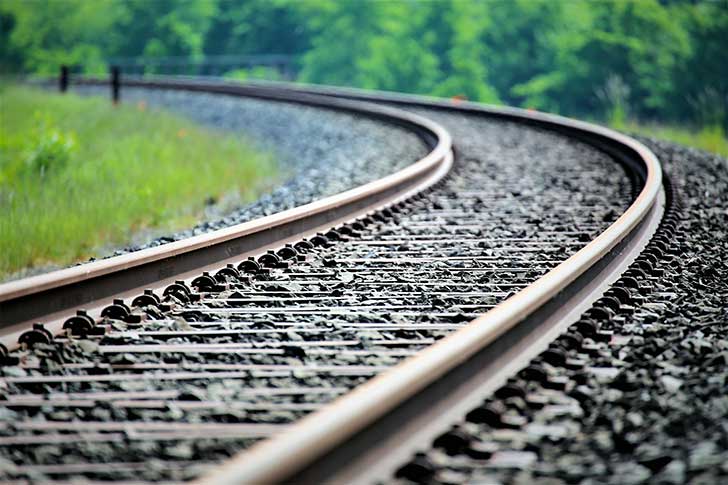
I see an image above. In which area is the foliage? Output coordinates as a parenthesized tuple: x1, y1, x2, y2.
(0, 0, 121, 74)
(0, 0, 726, 134)
(224, 66, 282, 82)
(24, 113, 77, 177)
(1, 113, 77, 183)
(206, 0, 309, 57)
(429, 0, 498, 102)
(620, 122, 728, 158)
(0, 86, 276, 278)
(669, 1, 728, 127)
(113, 0, 217, 61)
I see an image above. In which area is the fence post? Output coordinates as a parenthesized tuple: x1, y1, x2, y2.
(59, 65, 69, 93)
(110, 66, 120, 105)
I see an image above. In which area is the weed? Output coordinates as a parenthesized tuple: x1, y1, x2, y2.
(24, 113, 77, 177)
(615, 121, 728, 158)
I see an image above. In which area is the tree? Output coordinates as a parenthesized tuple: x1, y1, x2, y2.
(510, 0, 690, 119)
(296, 0, 376, 87)
(352, 1, 441, 94)
(0, 9, 23, 73)
(430, 0, 499, 102)
(0, 0, 122, 74)
(205, 0, 309, 56)
(0, 0, 722, 127)
(111, 0, 217, 60)
(669, 1, 728, 127)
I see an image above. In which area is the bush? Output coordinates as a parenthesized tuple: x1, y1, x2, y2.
(224, 66, 283, 82)
(24, 113, 76, 177)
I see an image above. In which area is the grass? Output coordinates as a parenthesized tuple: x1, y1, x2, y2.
(609, 117, 728, 158)
(0, 85, 277, 279)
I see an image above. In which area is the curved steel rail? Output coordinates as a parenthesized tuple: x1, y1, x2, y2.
(201, 81, 663, 484)
(0, 81, 453, 347)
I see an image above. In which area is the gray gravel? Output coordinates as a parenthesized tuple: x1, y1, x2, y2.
(68, 85, 428, 257)
(0, 105, 633, 482)
(391, 139, 728, 484)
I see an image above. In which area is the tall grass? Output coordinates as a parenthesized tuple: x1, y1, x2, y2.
(618, 122, 728, 158)
(0, 85, 277, 278)
(596, 76, 727, 158)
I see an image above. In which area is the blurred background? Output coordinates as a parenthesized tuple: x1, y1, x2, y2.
(1, 0, 727, 142)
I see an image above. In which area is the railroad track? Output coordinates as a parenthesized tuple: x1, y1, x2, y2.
(0, 78, 663, 483)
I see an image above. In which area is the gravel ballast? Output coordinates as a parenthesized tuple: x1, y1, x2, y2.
(0, 103, 633, 482)
(391, 138, 728, 485)
(67, 85, 429, 257)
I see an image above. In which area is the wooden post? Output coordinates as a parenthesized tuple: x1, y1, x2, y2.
(110, 66, 120, 105)
(59, 65, 69, 93)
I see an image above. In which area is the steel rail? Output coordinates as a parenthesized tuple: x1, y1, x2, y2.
(200, 81, 663, 484)
(0, 81, 453, 347)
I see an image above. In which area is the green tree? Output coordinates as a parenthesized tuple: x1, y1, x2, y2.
(296, 0, 377, 87)
(669, 1, 728, 128)
(298, 0, 500, 101)
(0, 0, 723, 128)
(511, 0, 690, 119)
(430, 0, 498, 102)
(353, 1, 441, 94)
(480, 0, 591, 111)
(111, 0, 217, 61)
(0, 0, 122, 74)
(0, 10, 22, 74)
(205, 0, 309, 56)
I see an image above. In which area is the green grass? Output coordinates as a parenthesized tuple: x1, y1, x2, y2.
(609, 118, 728, 158)
(0, 85, 277, 279)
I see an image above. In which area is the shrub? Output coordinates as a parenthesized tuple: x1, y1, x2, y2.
(24, 113, 77, 177)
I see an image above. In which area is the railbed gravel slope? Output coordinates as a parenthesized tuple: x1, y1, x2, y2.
(391, 139, 728, 485)
(69, 85, 429, 256)
(0, 107, 634, 482)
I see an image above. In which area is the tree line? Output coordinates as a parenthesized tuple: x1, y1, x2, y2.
(1, 0, 726, 128)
